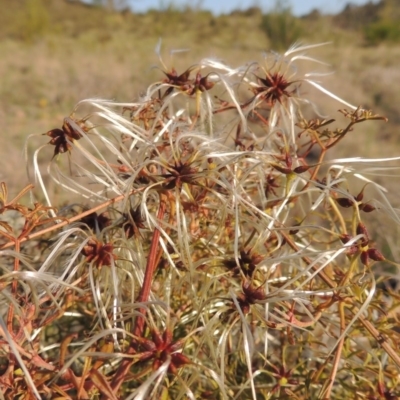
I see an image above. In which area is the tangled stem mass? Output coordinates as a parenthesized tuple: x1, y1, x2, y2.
(0, 43, 399, 399)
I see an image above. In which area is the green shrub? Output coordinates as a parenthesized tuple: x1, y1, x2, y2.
(365, 20, 400, 44)
(260, 3, 303, 49)
(19, 0, 50, 42)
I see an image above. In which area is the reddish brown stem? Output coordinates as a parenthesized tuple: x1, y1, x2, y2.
(133, 194, 167, 337)
(0, 189, 141, 250)
(6, 239, 19, 333)
(318, 301, 346, 399)
(107, 193, 167, 396)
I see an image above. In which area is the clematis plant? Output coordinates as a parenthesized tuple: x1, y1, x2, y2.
(1, 43, 399, 399)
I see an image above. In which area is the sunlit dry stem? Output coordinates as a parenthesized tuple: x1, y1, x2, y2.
(108, 193, 167, 396)
(0, 189, 141, 250)
(299, 146, 327, 193)
(318, 301, 346, 399)
(1, 183, 34, 207)
(134, 193, 167, 336)
(7, 239, 21, 334)
(328, 197, 347, 233)
(298, 112, 372, 193)
(281, 230, 400, 368)
(280, 230, 335, 288)
(325, 108, 387, 150)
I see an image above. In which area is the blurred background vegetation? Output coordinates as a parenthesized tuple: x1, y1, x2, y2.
(1, 0, 400, 200)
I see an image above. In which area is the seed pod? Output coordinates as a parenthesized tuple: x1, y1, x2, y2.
(356, 222, 369, 247)
(368, 248, 385, 262)
(198, 74, 215, 92)
(271, 163, 292, 175)
(293, 165, 312, 174)
(239, 300, 250, 315)
(360, 250, 369, 266)
(355, 190, 364, 202)
(336, 198, 353, 208)
(289, 223, 301, 235)
(285, 153, 293, 169)
(347, 244, 358, 257)
(360, 203, 376, 213)
(340, 233, 352, 244)
(171, 352, 192, 368)
(242, 280, 267, 302)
